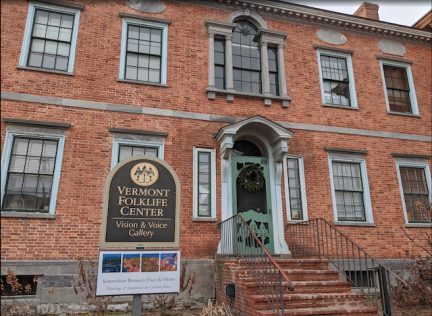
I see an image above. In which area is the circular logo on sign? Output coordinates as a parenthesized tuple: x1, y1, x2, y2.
(130, 162, 159, 186)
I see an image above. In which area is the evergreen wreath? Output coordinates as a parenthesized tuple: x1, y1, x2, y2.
(237, 163, 265, 194)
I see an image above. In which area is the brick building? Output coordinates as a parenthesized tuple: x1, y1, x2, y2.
(1, 0, 431, 312)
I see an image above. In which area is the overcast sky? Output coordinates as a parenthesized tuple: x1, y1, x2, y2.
(285, 1, 431, 26)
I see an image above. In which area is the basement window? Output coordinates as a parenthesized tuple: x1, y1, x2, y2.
(345, 270, 376, 288)
(1, 275, 38, 296)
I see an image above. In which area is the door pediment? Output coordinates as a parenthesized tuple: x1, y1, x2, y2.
(215, 115, 294, 161)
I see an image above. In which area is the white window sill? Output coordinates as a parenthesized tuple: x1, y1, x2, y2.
(192, 217, 217, 222)
(1, 211, 56, 219)
(205, 87, 291, 107)
(322, 104, 359, 110)
(17, 65, 74, 76)
(334, 222, 376, 227)
(405, 223, 431, 228)
(117, 79, 169, 87)
(387, 111, 421, 117)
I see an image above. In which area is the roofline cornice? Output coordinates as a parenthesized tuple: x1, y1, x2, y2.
(180, 0, 431, 45)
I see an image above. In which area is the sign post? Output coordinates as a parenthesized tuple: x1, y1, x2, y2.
(98, 156, 181, 315)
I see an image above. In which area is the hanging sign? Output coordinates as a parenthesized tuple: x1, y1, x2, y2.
(100, 156, 180, 248)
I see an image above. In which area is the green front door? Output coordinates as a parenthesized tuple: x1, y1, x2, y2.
(232, 156, 274, 254)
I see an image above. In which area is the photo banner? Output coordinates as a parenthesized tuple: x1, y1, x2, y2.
(96, 250, 180, 296)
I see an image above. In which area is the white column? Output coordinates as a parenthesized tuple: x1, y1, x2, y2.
(277, 43, 288, 97)
(208, 33, 215, 88)
(260, 41, 271, 96)
(225, 34, 234, 91)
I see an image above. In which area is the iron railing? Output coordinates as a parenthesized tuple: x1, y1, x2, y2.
(286, 218, 408, 316)
(219, 214, 295, 316)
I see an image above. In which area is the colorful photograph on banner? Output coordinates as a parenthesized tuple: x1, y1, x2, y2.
(160, 253, 178, 271)
(122, 254, 140, 272)
(101, 254, 121, 273)
(141, 253, 160, 272)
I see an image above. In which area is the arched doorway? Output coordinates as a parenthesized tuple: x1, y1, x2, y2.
(215, 116, 294, 255)
(231, 141, 274, 253)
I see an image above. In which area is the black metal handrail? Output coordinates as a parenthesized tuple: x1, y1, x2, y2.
(286, 218, 408, 316)
(219, 214, 295, 316)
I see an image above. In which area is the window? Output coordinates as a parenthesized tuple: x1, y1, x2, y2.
(232, 20, 261, 94)
(111, 139, 164, 168)
(268, 47, 279, 96)
(283, 155, 308, 221)
(19, 2, 82, 73)
(328, 152, 373, 223)
(379, 60, 419, 114)
(1, 132, 65, 215)
(119, 17, 168, 84)
(214, 39, 225, 89)
(193, 148, 216, 218)
(205, 16, 291, 106)
(317, 50, 358, 108)
(395, 158, 431, 224)
(0, 275, 38, 296)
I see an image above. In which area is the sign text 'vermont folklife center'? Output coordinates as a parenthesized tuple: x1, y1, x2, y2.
(100, 155, 180, 248)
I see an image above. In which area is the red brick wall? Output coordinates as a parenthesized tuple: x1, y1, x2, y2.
(1, 0, 431, 261)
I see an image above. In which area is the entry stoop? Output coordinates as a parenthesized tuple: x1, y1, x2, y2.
(215, 259, 379, 316)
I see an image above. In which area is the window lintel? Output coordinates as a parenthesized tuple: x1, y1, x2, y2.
(118, 12, 172, 25)
(3, 118, 71, 130)
(376, 55, 414, 64)
(109, 127, 168, 138)
(314, 44, 354, 55)
(257, 29, 288, 45)
(205, 19, 236, 36)
(391, 153, 431, 159)
(29, 0, 85, 11)
(324, 147, 368, 155)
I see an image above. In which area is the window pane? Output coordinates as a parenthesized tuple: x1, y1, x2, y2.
(199, 174, 210, 184)
(127, 53, 138, 66)
(46, 26, 59, 40)
(150, 42, 161, 55)
(33, 24, 47, 37)
(125, 66, 137, 80)
(149, 69, 160, 82)
(140, 28, 150, 41)
(42, 55, 55, 68)
(35, 10, 49, 24)
(31, 39, 45, 53)
(6, 174, 24, 191)
(137, 68, 149, 82)
(138, 55, 149, 68)
(23, 175, 38, 192)
(57, 43, 70, 56)
(129, 26, 139, 39)
(149, 56, 160, 69)
(58, 28, 72, 42)
(61, 15, 74, 28)
(146, 148, 158, 157)
(28, 53, 43, 67)
(151, 29, 162, 42)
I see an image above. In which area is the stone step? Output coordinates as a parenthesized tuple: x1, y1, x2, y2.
(246, 292, 365, 310)
(243, 280, 352, 294)
(237, 269, 340, 282)
(253, 305, 379, 316)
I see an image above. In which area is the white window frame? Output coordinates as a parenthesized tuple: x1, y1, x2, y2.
(328, 154, 374, 223)
(317, 50, 358, 108)
(18, 2, 81, 73)
(395, 158, 431, 224)
(111, 139, 164, 169)
(119, 18, 169, 84)
(379, 60, 419, 115)
(192, 147, 217, 219)
(1, 130, 66, 215)
(283, 154, 308, 221)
